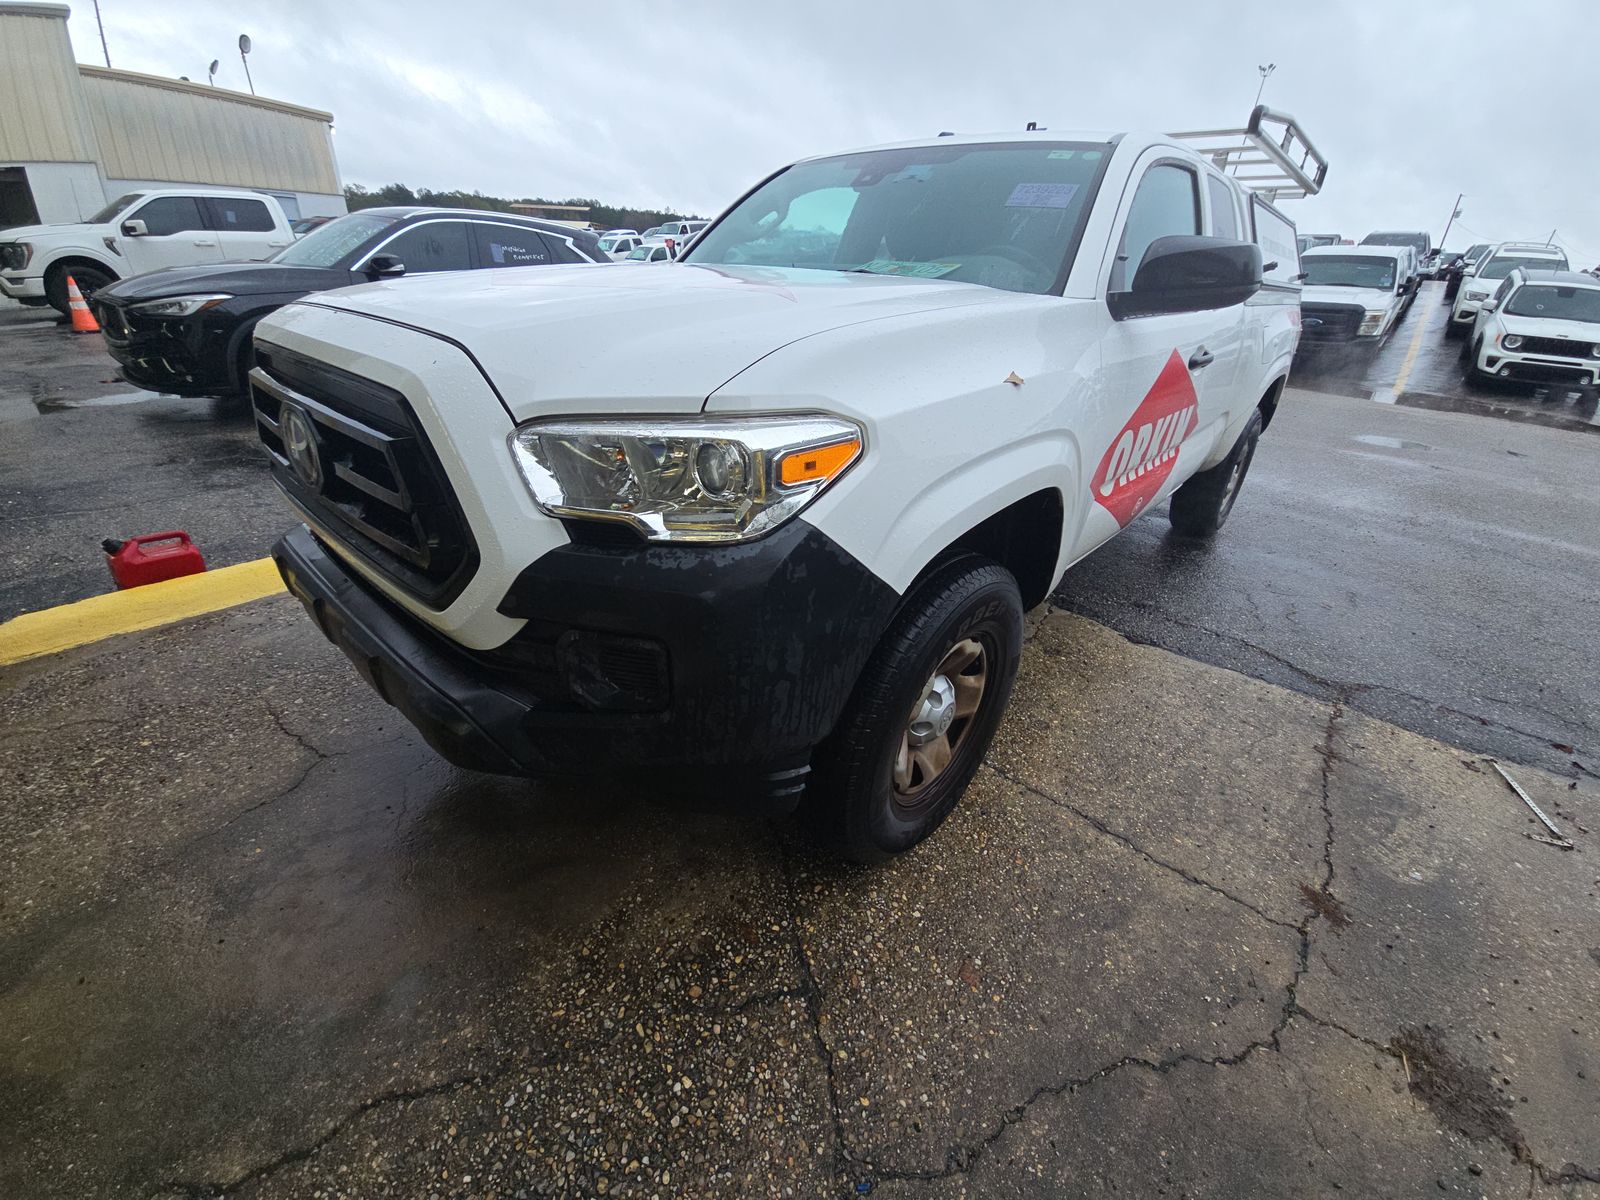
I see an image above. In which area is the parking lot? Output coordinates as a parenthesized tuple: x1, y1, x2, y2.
(3, 290, 1598, 1199)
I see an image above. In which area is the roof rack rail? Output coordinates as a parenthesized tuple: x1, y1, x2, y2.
(1167, 105, 1328, 202)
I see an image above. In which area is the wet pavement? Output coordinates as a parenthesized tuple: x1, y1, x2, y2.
(0, 303, 287, 622)
(5, 289, 1600, 1197)
(2, 598, 1597, 1199)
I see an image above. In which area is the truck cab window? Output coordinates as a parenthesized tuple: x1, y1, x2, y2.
(133, 196, 207, 236)
(1112, 163, 1199, 291)
(1205, 174, 1239, 240)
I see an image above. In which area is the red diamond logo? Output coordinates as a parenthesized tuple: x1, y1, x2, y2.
(1090, 350, 1199, 527)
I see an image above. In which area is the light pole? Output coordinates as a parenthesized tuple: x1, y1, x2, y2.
(91, 0, 111, 67)
(207, 58, 219, 87)
(1253, 63, 1276, 110)
(238, 34, 254, 95)
(1439, 193, 1463, 251)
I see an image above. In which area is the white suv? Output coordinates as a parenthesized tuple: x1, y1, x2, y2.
(0, 188, 294, 314)
(1448, 242, 1569, 337)
(1465, 268, 1600, 388)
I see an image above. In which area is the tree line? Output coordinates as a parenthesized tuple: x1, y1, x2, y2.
(343, 184, 700, 231)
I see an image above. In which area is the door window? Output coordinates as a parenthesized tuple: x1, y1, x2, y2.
(204, 196, 274, 232)
(380, 221, 473, 272)
(1112, 163, 1199, 291)
(1205, 175, 1240, 240)
(132, 196, 207, 236)
(472, 223, 553, 268)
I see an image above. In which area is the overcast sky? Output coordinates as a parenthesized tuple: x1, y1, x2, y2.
(68, 0, 1600, 265)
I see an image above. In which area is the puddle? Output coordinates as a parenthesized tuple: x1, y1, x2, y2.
(35, 391, 159, 411)
(1352, 435, 1431, 451)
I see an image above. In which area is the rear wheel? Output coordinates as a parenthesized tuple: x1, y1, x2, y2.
(1169, 407, 1264, 538)
(809, 557, 1023, 862)
(44, 263, 115, 315)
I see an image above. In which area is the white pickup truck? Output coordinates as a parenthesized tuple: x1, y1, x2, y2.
(0, 188, 294, 314)
(257, 107, 1325, 860)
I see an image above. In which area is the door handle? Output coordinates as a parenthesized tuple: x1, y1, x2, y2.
(192, 240, 216, 247)
(1188, 346, 1214, 370)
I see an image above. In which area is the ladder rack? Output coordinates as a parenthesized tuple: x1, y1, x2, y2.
(1168, 105, 1328, 202)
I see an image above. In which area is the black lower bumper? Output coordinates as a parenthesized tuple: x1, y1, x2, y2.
(273, 521, 900, 805)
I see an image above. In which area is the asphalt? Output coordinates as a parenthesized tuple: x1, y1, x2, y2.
(0, 303, 287, 622)
(2, 598, 1596, 1199)
(1057, 289, 1600, 781)
(5, 285, 1600, 1197)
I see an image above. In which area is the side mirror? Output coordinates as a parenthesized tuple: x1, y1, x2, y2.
(1481, 302, 1498, 313)
(1108, 236, 1262, 320)
(366, 254, 405, 278)
(120, 218, 148, 237)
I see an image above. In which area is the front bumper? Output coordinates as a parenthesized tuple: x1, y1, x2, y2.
(0, 273, 44, 300)
(273, 518, 900, 803)
(94, 299, 242, 396)
(1476, 351, 1599, 386)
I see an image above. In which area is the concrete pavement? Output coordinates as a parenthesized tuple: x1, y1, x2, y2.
(2, 599, 1595, 1199)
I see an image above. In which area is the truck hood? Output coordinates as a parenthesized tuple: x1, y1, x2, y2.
(1300, 284, 1395, 310)
(0, 221, 107, 243)
(295, 263, 1003, 416)
(97, 260, 348, 302)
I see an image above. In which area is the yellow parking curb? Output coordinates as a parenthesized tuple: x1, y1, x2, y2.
(0, 557, 286, 667)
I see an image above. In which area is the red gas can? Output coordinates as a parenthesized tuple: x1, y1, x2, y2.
(102, 532, 208, 589)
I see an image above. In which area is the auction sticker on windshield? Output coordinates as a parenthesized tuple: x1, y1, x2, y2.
(856, 260, 960, 278)
(1006, 183, 1080, 208)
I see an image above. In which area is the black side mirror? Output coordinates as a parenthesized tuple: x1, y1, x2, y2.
(1108, 236, 1262, 320)
(366, 254, 405, 278)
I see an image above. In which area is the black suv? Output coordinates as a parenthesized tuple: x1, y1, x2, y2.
(92, 207, 607, 398)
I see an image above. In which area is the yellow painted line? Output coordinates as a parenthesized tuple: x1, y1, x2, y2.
(0, 557, 285, 667)
(1389, 291, 1440, 396)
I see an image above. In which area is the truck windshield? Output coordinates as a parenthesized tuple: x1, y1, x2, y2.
(1503, 285, 1600, 323)
(272, 212, 402, 268)
(1303, 256, 1396, 290)
(684, 142, 1107, 295)
(87, 193, 144, 224)
(1480, 255, 1567, 280)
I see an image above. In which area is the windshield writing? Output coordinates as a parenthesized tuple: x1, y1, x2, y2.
(273, 213, 401, 268)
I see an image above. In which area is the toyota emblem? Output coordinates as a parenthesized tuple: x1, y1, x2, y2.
(279, 402, 323, 490)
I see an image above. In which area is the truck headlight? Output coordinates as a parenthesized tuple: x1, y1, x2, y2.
(509, 414, 863, 542)
(0, 241, 32, 270)
(1464, 289, 1489, 302)
(1499, 333, 1523, 350)
(1358, 311, 1385, 335)
(128, 293, 232, 317)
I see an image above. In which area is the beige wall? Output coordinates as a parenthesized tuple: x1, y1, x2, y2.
(79, 68, 339, 196)
(0, 4, 97, 163)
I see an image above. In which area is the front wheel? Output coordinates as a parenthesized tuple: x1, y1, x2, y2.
(809, 557, 1024, 862)
(44, 264, 115, 315)
(1169, 407, 1264, 538)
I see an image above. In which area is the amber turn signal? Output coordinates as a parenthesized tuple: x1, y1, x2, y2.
(778, 437, 861, 487)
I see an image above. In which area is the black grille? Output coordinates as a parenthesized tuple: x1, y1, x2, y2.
(1299, 303, 1364, 342)
(1514, 335, 1599, 360)
(253, 346, 478, 606)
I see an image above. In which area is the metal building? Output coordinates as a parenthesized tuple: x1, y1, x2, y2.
(0, 2, 344, 228)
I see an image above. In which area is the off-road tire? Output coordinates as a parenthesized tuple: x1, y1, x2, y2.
(809, 557, 1023, 863)
(1169, 407, 1264, 538)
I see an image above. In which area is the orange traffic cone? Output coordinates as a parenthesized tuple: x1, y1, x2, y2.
(66, 274, 100, 333)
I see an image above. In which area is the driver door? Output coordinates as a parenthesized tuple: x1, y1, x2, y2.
(117, 196, 224, 274)
(1075, 155, 1244, 551)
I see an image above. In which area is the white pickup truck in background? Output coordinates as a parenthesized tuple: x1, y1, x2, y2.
(256, 106, 1326, 861)
(0, 188, 295, 314)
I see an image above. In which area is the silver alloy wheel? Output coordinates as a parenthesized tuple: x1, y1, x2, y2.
(1219, 438, 1256, 519)
(893, 637, 987, 800)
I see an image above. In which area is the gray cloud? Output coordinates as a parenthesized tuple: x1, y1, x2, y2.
(70, 0, 1600, 263)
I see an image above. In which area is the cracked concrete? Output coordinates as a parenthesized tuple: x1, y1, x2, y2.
(3, 599, 1597, 1198)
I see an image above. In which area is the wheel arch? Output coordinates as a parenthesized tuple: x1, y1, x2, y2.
(906, 486, 1066, 612)
(1257, 374, 1288, 430)
(43, 252, 121, 286)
